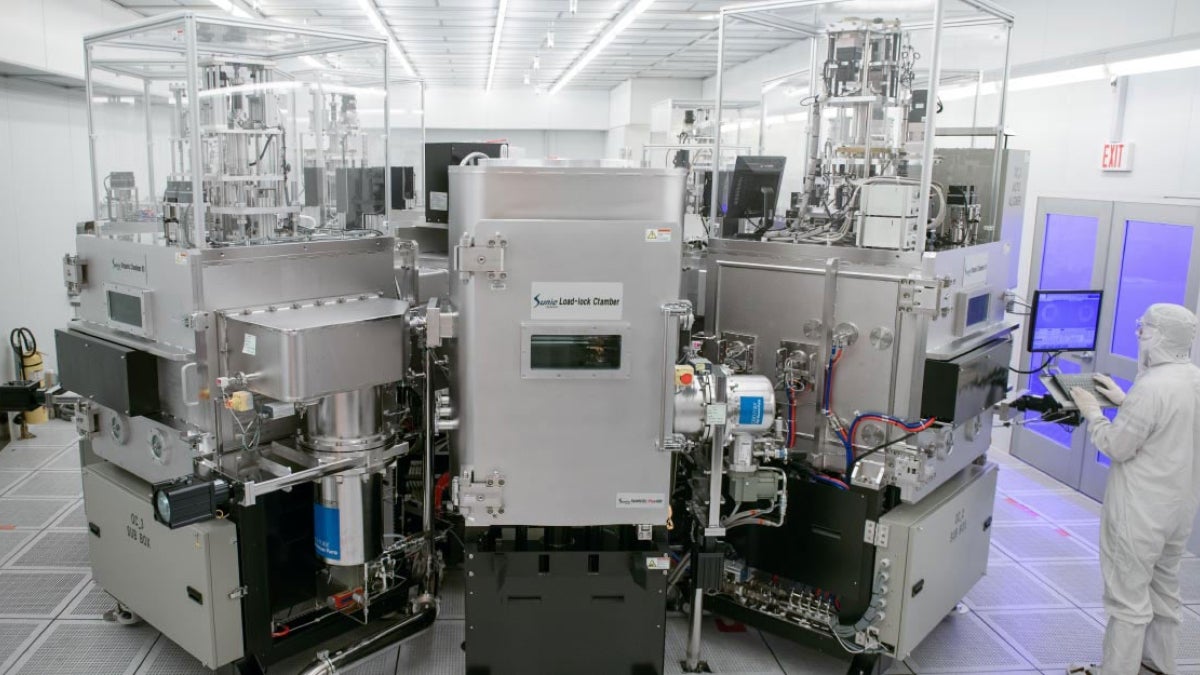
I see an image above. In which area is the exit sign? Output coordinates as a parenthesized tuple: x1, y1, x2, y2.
(1101, 142, 1133, 172)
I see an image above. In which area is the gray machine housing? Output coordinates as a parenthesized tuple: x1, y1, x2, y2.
(874, 462, 998, 659)
(83, 458, 243, 668)
(447, 162, 687, 527)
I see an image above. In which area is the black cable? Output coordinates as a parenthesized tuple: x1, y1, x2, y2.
(1008, 351, 1062, 375)
(248, 133, 276, 167)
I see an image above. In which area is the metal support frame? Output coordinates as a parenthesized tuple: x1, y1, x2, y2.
(708, 0, 1015, 248)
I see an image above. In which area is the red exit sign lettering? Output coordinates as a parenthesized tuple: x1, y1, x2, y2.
(1101, 142, 1133, 172)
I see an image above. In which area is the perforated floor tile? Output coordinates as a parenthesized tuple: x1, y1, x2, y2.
(134, 636, 216, 675)
(7, 531, 91, 569)
(963, 562, 1074, 611)
(49, 501, 86, 530)
(10, 620, 158, 674)
(0, 471, 32, 496)
(6, 472, 82, 499)
(63, 581, 116, 619)
(977, 608, 1105, 669)
(0, 619, 48, 673)
(991, 543, 1013, 562)
(997, 465, 1074, 494)
(1011, 491, 1102, 524)
(41, 447, 81, 472)
(663, 617, 783, 675)
(0, 571, 88, 618)
(397, 620, 463, 675)
(903, 611, 1033, 673)
(3, 424, 80, 449)
(991, 523, 1097, 561)
(0, 446, 57, 471)
(440, 571, 464, 619)
(760, 630, 910, 674)
(0, 499, 74, 529)
(0, 531, 35, 565)
(1024, 561, 1105, 608)
(992, 494, 1048, 525)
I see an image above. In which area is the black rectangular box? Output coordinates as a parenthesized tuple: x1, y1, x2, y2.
(921, 338, 1012, 423)
(55, 329, 159, 417)
(423, 142, 506, 224)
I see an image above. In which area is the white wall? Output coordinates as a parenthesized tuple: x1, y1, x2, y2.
(425, 128, 606, 160)
(607, 78, 704, 160)
(425, 87, 609, 131)
(0, 0, 141, 80)
(0, 80, 95, 378)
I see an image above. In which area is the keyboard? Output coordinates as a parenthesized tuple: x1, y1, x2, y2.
(1052, 373, 1118, 408)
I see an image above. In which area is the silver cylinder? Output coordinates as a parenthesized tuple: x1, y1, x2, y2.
(314, 467, 384, 567)
(301, 386, 388, 453)
(674, 372, 776, 438)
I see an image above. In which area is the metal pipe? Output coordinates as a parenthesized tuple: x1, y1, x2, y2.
(710, 12, 726, 228)
(84, 45, 101, 222)
(988, 22, 1014, 233)
(297, 608, 436, 675)
(185, 15, 205, 248)
(914, 0, 945, 257)
(422, 345, 435, 589)
(685, 585, 705, 671)
(143, 79, 156, 207)
(814, 257, 839, 461)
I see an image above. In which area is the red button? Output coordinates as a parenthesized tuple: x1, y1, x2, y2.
(680, 372, 694, 385)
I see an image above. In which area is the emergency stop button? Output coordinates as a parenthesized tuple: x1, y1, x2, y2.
(675, 365, 695, 386)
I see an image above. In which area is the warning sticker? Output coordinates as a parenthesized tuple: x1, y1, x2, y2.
(647, 556, 671, 571)
(645, 227, 673, 242)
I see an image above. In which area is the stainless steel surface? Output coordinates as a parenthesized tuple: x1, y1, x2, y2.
(316, 467, 383, 567)
(83, 458, 243, 668)
(448, 165, 685, 527)
(302, 387, 387, 453)
(88, 406, 195, 484)
(222, 297, 409, 403)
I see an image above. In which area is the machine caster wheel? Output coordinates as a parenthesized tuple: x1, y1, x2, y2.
(104, 603, 143, 626)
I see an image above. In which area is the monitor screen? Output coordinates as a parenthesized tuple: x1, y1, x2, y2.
(1027, 290, 1103, 352)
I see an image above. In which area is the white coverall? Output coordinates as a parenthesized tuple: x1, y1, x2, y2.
(1072, 303, 1200, 675)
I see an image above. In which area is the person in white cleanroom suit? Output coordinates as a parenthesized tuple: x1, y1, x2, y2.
(1069, 303, 1200, 675)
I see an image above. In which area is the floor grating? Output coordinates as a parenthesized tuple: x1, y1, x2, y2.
(8, 620, 158, 674)
(904, 611, 1033, 673)
(977, 608, 1105, 670)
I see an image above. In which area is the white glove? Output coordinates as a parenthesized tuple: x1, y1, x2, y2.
(1093, 374, 1126, 406)
(1071, 387, 1103, 422)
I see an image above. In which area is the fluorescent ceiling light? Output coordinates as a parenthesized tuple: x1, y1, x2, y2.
(300, 55, 326, 71)
(1109, 48, 1200, 76)
(485, 0, 509, 91)
(1007, 65, 1106, 92)
(356, 0, 418, 78)
(210, 0, 251, 18)
(549, 0, 656, 95)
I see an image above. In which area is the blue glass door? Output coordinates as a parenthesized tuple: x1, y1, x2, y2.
(1011, 199, 1111, 489)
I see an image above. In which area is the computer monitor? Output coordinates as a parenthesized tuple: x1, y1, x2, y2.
(719, 156, 785, 237)
(1026, 290, 1104, 352)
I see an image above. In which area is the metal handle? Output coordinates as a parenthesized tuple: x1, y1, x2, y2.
(658, 301, 693, 451)
(180, 362, 200, 407)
